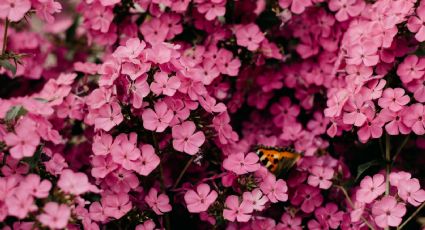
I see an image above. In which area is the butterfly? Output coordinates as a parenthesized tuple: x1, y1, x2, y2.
(255, 145, 302, 174)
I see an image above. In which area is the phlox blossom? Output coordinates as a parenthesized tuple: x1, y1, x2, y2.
(184, 183, 218, 213)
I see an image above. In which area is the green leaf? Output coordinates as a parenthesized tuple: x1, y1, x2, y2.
(356, 159, 381, 181)
(0, 59, 16, 76)
(5, 105, 27, 123)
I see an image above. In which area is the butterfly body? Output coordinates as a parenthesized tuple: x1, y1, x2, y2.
(255, 145, 301, 174)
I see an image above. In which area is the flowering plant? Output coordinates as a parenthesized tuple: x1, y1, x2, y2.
(0, 0, 425, 229)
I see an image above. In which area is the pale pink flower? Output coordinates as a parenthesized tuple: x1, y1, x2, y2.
(0, 0, 31, 22)
(184, 183, 218, 213)
(38, 202, 71, 229)
(172, 121, 205, 155)
(372, 196, 406, 228)
(223, 152, 260, 175)
(142, 101, 174, 132)
(145, 188, 172, 215)
(307, 166, 334, 189)
(356, 174, 385, 203)
(150, 72, 181, 96)
(223, 195, 253, 222)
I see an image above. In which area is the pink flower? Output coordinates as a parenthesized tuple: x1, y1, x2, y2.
(184, 183, 218, 213)
(4, 117, 40, 160)
(223, 152, 260, 175)
(94, 102, 124, 132)
(103, 193, 132, 219)
(139, 17, 169, 45)
(92, 132, 113, 156)
(328, 0, 364, 22)
(379, 108, 410, 135)
(223, 195, 253, 222)
(307, 166, 334, 189)
(5, 190, 36, 218)
(150, 72, 181, 96)
(315, 203, 344, 229)
(110, 133, 141, 170)
(38, 202, 71, 229)
(403, 104, 425, 135)
(198, 1, 226, 21)
(242, 189, 268, 211)
(57, 169, 95, 195)
(378, 88, 410, 112)
(356, 174, 385, 203)
(260, 175, 288, 203)
(397, 178, 425, 206)
(0, 0, 31, 22)
(171, 121, 205, 155)
(135, 144, 160, 176)
(346, 43, 379, 67)
(342, 95, 374, 127)
(35, 0, 62, 23)
(407, 5, 425, 42)
(142, 101, 174, 132)
(136, 220, 156, 230)
(396, 55, 425, 83)
(235, 24, 265, 51)
(372, 196, 406, 228)
(145, 188, 172, 215)
(278, 0, 311, 14)
(291, 185, 323, 213)
(21, 174, 52, 198)
(277, 213, 302, 230)
(357, 113, 384, 143)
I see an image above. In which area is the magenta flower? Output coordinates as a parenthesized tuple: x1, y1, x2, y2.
(171, 121, 205, 155)
(223, 152, 260, 175)
(0, 0, 31, 22)
(291, 185, 323, 213)
(378, 88, 410, 112)
(314, 203, 344, 229)
(372, 196, 406, 228)
(145, 188, 172, 215)
(37, 202, 71, 229)
(356, 174, 385, 203)
(307, 166, 334, 189)
(277, 213, 302, 230)
(142, 101, 174, 132)
(357, 113, 384, 143)
(184, 183, 218, 213)
(235, 24, 265, 51)
(3, 117, 40, 160)
(223, 195, 253, 222)
(135, 144, 160, 176)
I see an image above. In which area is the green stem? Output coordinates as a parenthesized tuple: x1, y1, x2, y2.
(2, 19, 9, 54)
(385, 134, 391, 196)
(337, 186, 377, 230)
(172, 156, 195, 190)
(397, 202, 425, 230)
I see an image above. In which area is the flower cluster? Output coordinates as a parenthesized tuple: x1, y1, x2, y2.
(0, 0, 424, 229)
